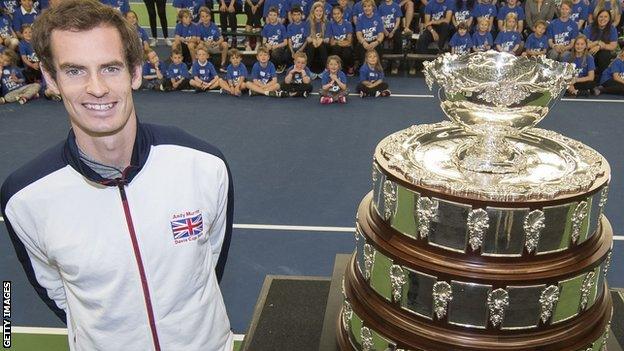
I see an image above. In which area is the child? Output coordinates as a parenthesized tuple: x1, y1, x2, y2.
(141, 49, 166, 90)
(496, 0, 524, 33)
(0, 9, 18, 51)
(288, 0, 311, 21)
(547, 0, 578, 61)
(327, 5, 354, 75)
(0, 50, 40, 104)
(564, 34, 595, 96)
(595, 49, 624, 95)
(189, 45, 221, 92)
(219, 48, 248, 96)
(263, 0, 288, 21)
(174, 9, 199, 64)
(196, 7, 229, 71)
(495, 12, 521, 54)
(416, 0, 452, 53)
(449, 21, 472, 54)
(12, 0, 37, 36)
(162, 49, 191, 91)
(261, 6, 289, 73)
(306, 2, 329, 73)
(320, 55, 348, 104)
(472, 0, 496, 33)
(125, 10, 150, 51)
(281, 51, 314, 97)
(18, 24, 39, 83)
(247, 46, 284, 96)
(570, 0, 590, 29)
(523, 20, 548, 56)
(355, 0, 385, 61)
(452, 0, 475, 29)
(379, 0, 403, 73)
(358, 49, 390, 97)
(472, 17, 493, 52)
(287, 7, 309, 64)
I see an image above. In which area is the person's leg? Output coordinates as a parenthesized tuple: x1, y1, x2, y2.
(318, 43, 328, 69)
(594, 50, 613, 79)
(416, 28, 433, 52)
(574, 80, 596, 91)
(143, 0, 158, 39)
(156, 0, 168, 39)
(435, 23, 450, 50)
(400, 0, 414, 33)
(599, 78, 624, 94)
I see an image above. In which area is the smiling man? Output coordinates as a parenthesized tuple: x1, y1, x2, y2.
(0, 1, 234, 350)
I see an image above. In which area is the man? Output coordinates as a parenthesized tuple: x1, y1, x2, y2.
(0, 0, 234, 350)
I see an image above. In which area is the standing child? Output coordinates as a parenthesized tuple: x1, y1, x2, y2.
(495, 12, 521, 54)
(449, 21, 472, 54)
(174, 9, 199, 64)
(523, 20, 548, 56)
(141, 49, 166, 90)
(564, 34, 595, 96)
(262, 7, 289, 72)
(287, 7, 309, 64)
(595, 49, 624, 95)
(327, 5, 354, 75)
(281, 51, 314, 97)
(220, 48, 248, 96)
(247, 46, 284, 96)
(162, 49, 191, 91)
(357, 49, 390, 97)
(190, 45, 221, 92)
(320, 55, 348, 104)
(472, 17, 493, 51)
(0, 50, 40, 104)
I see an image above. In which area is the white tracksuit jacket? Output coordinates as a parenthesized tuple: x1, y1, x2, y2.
(1, 123, 234, 351)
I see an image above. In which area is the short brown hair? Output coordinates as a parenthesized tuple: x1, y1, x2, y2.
(293, 51, 307, 62)
(32, 0, 142, 79)
(228, 48, 241, 58)
(178, 8, 192, 20)
(256, 46, 269, 55)
(2, 49, 18, 65)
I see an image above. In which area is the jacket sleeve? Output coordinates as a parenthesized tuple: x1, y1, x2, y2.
(209, 160, 234, 283)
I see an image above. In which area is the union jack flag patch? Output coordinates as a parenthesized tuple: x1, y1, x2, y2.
(171, 211, 204, 244)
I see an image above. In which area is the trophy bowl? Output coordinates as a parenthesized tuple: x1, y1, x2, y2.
(423, 51, 577, 174)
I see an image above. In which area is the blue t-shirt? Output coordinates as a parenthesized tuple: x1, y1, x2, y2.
(326, 19, 353, 41)
(172, 0, 201, 19)
(451, 0, 474, 23)
(165, 62, 191, 80)
(582, 24, 617, 43)
(571, 0, 590, 24)
(425, 0, 451, 21)
(11, 7, 37, 32)
(571, 55, 595, 78)
(198, 21, 222, 41)
(1, 0, 18, 14)
(263, 0, 288, 18)
(495, 30, 521, 52)
(321, 69, 347, 92)
(102, 0, 129, 14)
(472, 31, 493, 50)
(547, 18, 579, 46)
(341, 5, 353, 22)
(525, 33, 549, 50)
(359, 63, 384, 82)
(285, 65, 312, 83)
(192, 60, 218, 82)
(142, 61, 166, 77)
(589, 0, 620, 17)
(600, 57, 624, 84)
(378, 1, 403, 31)
(473, 3, 496, 20)
(497, 4, 525, 21)
(0, 66, 25, 95)
(287, 21, 309, 49)
(226, 63, 248, 84)
(175, 23, 199, 40)
(136, 25, 149, 44)
(356, 13, 384, 42)
(262, 22, 287, 45)
(287, 0, 311, 16)
(251, 61, 277, 84)
(449, 32, 473, 53)
(0, 15, 12, 37)
(18, 40, 38, 62)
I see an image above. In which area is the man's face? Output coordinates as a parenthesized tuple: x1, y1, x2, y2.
(43, 25, 141, 138)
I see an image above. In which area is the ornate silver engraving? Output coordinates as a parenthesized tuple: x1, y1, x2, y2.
(382, 180, 397, 221)
(361, 327, 374, 351)
(390, 265, 406, 303)
(363, 244, 376, 281)
(342, 299, 353, 331)
(571, 201, 589, 244)
(372, 162, 380, 183)
(579, 271, 596, 311)
(539, 285, 560, 324)
(601, 322, 611, 350)
(604, 251, 612, 279)
(416, 197, 438, 239)
(523, 209, 545, 254)
(599, 186, 609, 218)
(432, 281, 453, 320)
(487, 288, 510, 328)
(467, 208, 489, 251)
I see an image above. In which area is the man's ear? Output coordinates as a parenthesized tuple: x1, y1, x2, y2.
(131, 64, 142, 90)
(40, 65, 60, 95)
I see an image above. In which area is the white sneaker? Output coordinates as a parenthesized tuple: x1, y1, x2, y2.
(149, 38, 157, 47)
(165, 38, 173, 46)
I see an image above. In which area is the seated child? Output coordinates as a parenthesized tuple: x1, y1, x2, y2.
(262, 6, 289, 73)
(141, 49, 166, 90)
(161, 49, 191, 91)
(17, 24, 40, 83)
(327, 5, 354, 75)
(0, 49, 40, 104)
(320, 55, 348, 104)
(287, 7, 309, 64)
(219, 48, 248, 96)
(472, 17, 493, 52)
(281, 51, 314, 97)
(523, 20, 548, 57)
(0, 10, 19, 51)
(125, 10, 150, 52)
(247, 46, 284, 97)
(564, 34, 595, 96)
(595, 49, 624, 95)
(173, 9, 199, 64)
(196, 7, 228, 71)
(357, 49, 390, 97)
(189, 45, 221, 92)
(449, 22, 472, 54)
(495, 12, 521, 55)
(547, 0, 578, 61)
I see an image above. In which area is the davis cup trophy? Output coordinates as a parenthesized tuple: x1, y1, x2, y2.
(337, 51, 614, 351)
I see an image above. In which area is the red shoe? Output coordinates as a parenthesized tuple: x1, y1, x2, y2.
(338, 96, 347, 104)
(320, 96, 332, 104)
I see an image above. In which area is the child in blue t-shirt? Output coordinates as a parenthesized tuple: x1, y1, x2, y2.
(125, 10, 150, 52)
(547, 1, 578, 61)
(357, 49, 390, 97)
(570, 0, 590, 28)
(596, 49, 624, 95)
(219, 48, 248, 96)
(449, 22, 472, 54)
(473, 0, 497, 33)
(287, 7, 309, 63)
(416, 0, 452, 53)
(11, 0, 37, 36)
(523, 20, 548, 56)
(17, 24, 39, 82)
(497, 0, 524, 33)
(189, 45, 221, 92)
(0, 11, 18, 51)
(141, 49, 166, 90)
(327, 6, 354, 75)
(174, 9, 199, 64)
(281, 51, 314, 97)
(161, 49, 191, 91)
(495, 12, 521, 54)
(472, 17, 493, 51)
(0, 49, 40, 104)
(564, 35, 595, 96)
(320, 55, 348, 103)
(248, 46, 284, 97)
(197, 7, 229, 71)
(379, 0, 403, 55)
(262, 6, 289, 72)
(451, 0, 475, 29)
(355, 0, 385, 61)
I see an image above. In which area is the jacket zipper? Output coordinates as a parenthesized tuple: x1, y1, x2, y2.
(117, 183, 162, 351)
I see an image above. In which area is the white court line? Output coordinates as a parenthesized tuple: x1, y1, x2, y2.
(12, 326, 246, 341)
(561, 98, 624, 103)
